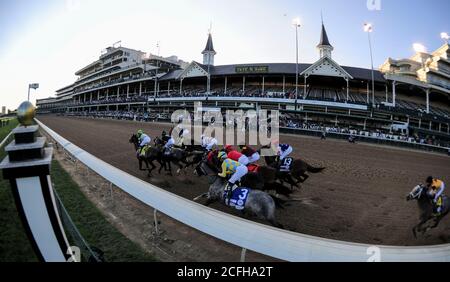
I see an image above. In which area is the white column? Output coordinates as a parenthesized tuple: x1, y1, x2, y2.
(180, 79, 183, 96)
(242, 76, 245, 93)
(90, 93, 92, 102)
(97, 91, 100, 100)
(117, 86, 120, 98)
(439, 123, 441, 132)
(392, 81, 396, 107)
(168, 81, 171, 95)
(282, 76, 286, 93)
(139, 82, 142, 96)
(126, 84, 130, 99)
(304, 76, 307, 99)
(224, 76, 227, 94)
(385, 84, 388, 103)
(426, 88, 430, 114)
(346, 79, 349, 103)
(106, 88, 109, 100)
(262, 76, 265, 94)
(366, 83, 369, 104)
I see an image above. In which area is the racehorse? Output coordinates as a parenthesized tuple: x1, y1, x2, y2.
(153, 137, 195, 175)
(407, 184, 449, 238)
(129, 134, 164, 176)
(193, 162, 284, 228)
(263, 153, 325, 185)
(194, 154, 294, 198)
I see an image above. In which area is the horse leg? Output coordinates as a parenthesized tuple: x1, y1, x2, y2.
(413, 218, 428, 238)
(147, 160, 156, 177)
(138, 158, 144, 171)
(166, 160, 173, 176)
(193, 193, 208, 201)
(176, 162, 184, 175)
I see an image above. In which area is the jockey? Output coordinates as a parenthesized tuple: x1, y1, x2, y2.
(137, 129, 151, 156)
(217, 151, 248, 195)
(426, 176, 446, 215)
(272, 140, 293, 162)
(239, 145, 260, 164)
(224, 145, 249, 166)
(201, 135, 218, 152)
(161, 131, 175, 154)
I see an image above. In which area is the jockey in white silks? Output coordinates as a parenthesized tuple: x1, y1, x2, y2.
(201, 135, 218, 151)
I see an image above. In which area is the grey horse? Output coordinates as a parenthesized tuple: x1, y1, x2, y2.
(407, 184, 449, 238)
(193, 162, 283, 228)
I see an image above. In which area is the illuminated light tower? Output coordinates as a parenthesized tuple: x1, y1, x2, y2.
(364, 23, 375, 106)
(292, 17, 301, 110)
(441, 32, 449, 44)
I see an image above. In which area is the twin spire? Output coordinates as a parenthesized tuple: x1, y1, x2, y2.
(200, 15, 333, 65)
(317, 17, 334, 59)
(202, 32, 216, 66)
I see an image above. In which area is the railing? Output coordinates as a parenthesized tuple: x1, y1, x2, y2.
(281, 127, 450, 155)
(36, 118, 450, 262)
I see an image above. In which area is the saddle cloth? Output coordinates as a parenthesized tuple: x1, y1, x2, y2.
(247, 164, 259, 173)
(224, 187, 250, 211)
(279, 157, 293, 172)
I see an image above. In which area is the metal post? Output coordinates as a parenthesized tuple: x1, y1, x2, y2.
(240, 248, 247, 262)
(368, 31, 375, 106)
(392, 81, 396, 107)
(153, 209, 159, 235)
(295, 24, 299, 110)
(426, 88, 430, 114)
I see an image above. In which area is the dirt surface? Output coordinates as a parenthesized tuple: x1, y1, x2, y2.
(38, 115, 450, 251)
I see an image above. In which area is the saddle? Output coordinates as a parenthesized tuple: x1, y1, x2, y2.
(247, 164, 259, 173)
(139, 145, 150, 157)
(223, 187, 250, 210)
(278, 157, 293, 173)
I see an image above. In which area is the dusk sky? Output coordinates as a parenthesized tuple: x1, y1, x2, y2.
(0, 0, 448, 110)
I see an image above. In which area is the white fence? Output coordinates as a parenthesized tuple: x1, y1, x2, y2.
(35, 119, 450, 262)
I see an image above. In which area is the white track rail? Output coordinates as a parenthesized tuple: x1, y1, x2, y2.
(36, 119, 450, 262)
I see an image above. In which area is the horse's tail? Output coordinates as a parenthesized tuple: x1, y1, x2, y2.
(306, 164, 325, 173)
(269, 194, 286, 209)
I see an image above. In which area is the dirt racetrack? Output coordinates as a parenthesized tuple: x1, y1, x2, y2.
(38, 115, 450, 247)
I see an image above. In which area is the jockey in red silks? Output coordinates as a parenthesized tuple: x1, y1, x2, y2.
(239, 145, 260, 164)
(224, 145, 249, 166)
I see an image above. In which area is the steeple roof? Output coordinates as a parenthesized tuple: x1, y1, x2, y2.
(317, 24, 332, 48)
(202, 33, 216, 54)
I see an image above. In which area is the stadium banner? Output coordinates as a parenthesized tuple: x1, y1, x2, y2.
(235, 66, 269, 74)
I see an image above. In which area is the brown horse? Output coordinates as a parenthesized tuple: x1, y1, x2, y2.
(263, 154, 325, 185)
(196, 151, 293, 197)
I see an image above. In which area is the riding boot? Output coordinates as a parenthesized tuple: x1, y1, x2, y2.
(224, 182, 234, 205)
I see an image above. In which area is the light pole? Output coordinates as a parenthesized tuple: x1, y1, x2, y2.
(364, 23, 375, 106)
(28, 83, 39, 101)
(441, 32, 449, 44)
(293, 18, 301, 111)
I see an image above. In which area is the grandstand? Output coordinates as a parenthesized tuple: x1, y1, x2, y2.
(37, 24, 450, 145)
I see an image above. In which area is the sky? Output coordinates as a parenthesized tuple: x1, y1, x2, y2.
(0, 0, 448, 111)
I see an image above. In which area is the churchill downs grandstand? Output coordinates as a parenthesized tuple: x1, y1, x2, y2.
(37, 24, 450, 151)
(33, 23, 450, 261)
